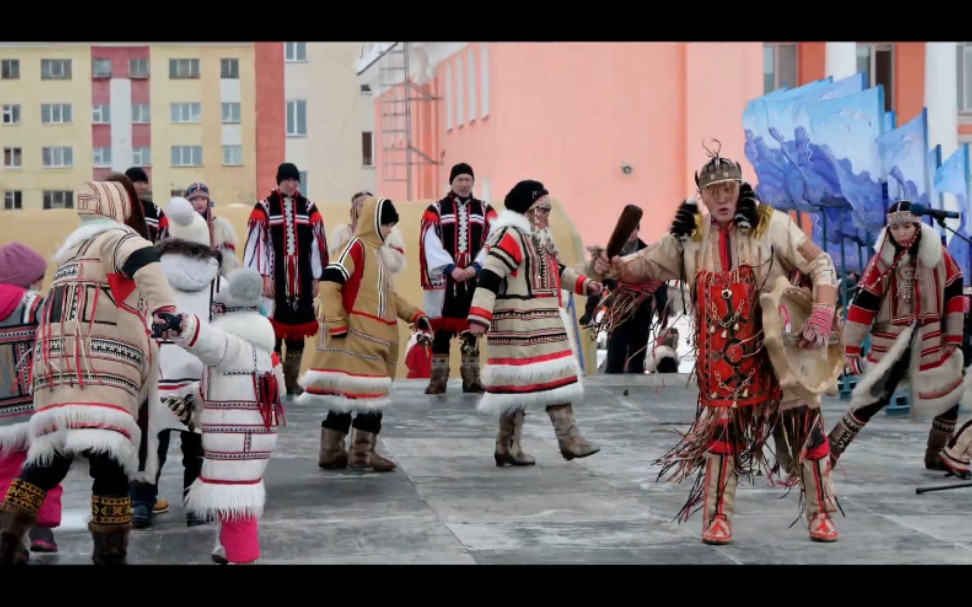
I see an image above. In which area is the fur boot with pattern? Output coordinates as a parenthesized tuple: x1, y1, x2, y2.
(546, 404, 600, 460)
(348, 429, 396, 472)
(318, 428, 348, 469)
(827, 410, 865, 466)
(799, 457, 840, 542)
(494, 410, 535, 467)
(0, 501, 34, 565)
(425, 354, 450, 394)
(284, 350, 304, 396)
(925, 415, 956, 471)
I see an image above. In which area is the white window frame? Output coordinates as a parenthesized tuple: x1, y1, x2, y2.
(221, 102, 241, 124)
(2, 104, 20, 125)
(41, 103, 72, 125)
(3, 147, 22, 168)
(42, 146, 73, 168)
(763, 43, 798, 94)
(132, 147, 151, 167)
(1, 59, 19, 80)
(286, 100, 307, 137)
(481, 44, 490, 119)
(132, 104, 150, 124)
(285, 42, 307, 62)
(40, 59, 71, 80)
(445, 64, 454, 131)
(170, 102, 202, 123)
(222, 144, 243, 166)
(129, 58, 149, 79)
(93, 147, 112, 168)
(299, 171, 308, 194)
(455, 58, 465, 126)
(92, 59, 112, 79)
(467, 50, 476, 122)
(3, 191, 22, 210)
(92, 104, 111, 124)
(857, 43, 895, 112)
(959, 42, 972, 115)
(43, 190, 73, 209)
(171, 145, 203, 167)
(169, 58, 200, 79)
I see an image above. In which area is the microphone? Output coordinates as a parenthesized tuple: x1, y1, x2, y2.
(910, 203, 961, 220)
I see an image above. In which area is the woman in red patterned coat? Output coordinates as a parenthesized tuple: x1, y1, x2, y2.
(829, 200, 966, 469)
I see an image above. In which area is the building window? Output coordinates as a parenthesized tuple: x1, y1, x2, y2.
(41, 59, 71, 80)
(445, 64, 454, 130)
(43, 190, 73, 209)
(959, 43, 972, 114)
(133, 147, 151, 167)
(299, 171, 308, 194)
(92, 59, 112, 79)
(857, 43, 894, 112)
(220, 58, 239, 79)
(41, 103, 72, 124)
(285, 43, 307, 62)
(92, 104, 110, 124)
(763, 43, 798, 93)
(4, 191, 22, 210)
(286, 100, 307, 137)
(42, 146, 73, 168)
(170, 102, 202, 123)
(129, 58, 149, 79)
(481, 44, 490, 119)
(362, 131, 374, 167)
(93, 147, 112, 167)
(360, 84, 372, 94)
(1, 59, 19, 80)
(221, 102, 241, 124)
(2, 104, 20, 125)
(455, 58, 465, 126)
(467, 50, 476, 122)
(3, 147, 22, 168)
(171, 145, 202, 167)
(481, 178, 491, 202)
(132, 104, 150, 124)
(222, 145, 243, 166)
(169, 58, 200, 79)
(169, 189, 184, 198)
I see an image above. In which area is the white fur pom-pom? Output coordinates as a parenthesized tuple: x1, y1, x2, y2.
(167, 197, 196, 227)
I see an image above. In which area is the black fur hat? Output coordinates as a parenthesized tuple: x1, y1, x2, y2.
(449, 162, 474, 183)
(504, 180, 548, 215)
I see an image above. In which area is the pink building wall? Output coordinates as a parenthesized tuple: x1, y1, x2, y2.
(370, 42, 764, 247)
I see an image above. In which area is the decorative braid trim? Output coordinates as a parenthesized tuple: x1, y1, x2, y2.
(4, 479, 46, 515)
(91, 495, 132, 526)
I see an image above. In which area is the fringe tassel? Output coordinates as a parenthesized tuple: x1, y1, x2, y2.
(656, 399, 780, 523)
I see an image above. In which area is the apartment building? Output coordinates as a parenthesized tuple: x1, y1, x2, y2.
(0, 43, 256, 212)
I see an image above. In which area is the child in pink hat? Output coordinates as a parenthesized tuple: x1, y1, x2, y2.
(0, 242, 63, 560)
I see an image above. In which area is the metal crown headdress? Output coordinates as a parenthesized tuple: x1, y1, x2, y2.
(694, 139, 743, 188)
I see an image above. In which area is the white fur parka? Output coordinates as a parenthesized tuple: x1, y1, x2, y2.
(174, 310, 281, 520)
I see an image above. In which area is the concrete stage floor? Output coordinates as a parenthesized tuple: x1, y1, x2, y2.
(28, 374, 972, 565)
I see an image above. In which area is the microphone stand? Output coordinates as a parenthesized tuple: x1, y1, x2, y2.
(932, 215, 972, 247)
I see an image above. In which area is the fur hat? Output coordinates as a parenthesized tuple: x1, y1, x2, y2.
(276, 162, 301, 184)
(0, 242, 47, 288)
(125, 167, 149, 184)
(166, 197, 211, 247)
(504, 180, 549, 215)
(450, 162, 474, 183)
(214, 268, 263, 311)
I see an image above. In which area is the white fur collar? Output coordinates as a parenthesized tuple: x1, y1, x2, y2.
(491, 209, 533, 234)
(54, 218, 128, 264)
(875, 223, 942, 268)
(161, 254, 219, 292)
(213, 311, 276, 353)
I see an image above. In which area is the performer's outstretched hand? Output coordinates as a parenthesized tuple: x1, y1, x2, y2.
(587, 281, 604, 296)
(467, 323, 487, 337)
(799, 303, 835, 349)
